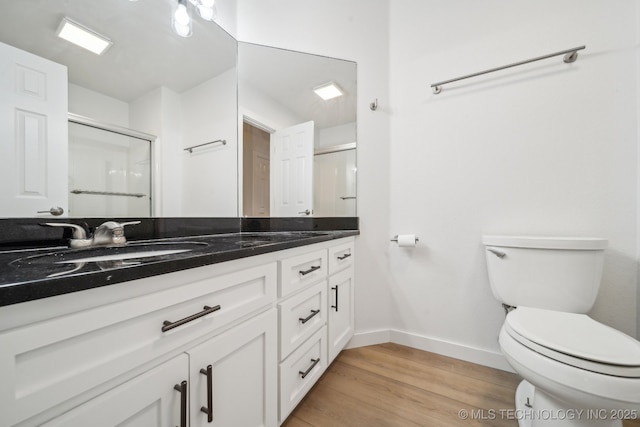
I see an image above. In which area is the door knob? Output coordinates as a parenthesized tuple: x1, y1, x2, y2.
(298, 209, 311, 216)
(37, 207, 64, 216)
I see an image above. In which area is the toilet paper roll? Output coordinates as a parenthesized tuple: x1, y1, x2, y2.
(397, 234, 418, 247)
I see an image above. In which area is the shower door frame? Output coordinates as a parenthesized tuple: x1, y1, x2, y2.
(68, 113, 157, 217)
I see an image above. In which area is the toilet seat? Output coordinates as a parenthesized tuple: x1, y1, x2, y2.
(505, 307, 640, 378)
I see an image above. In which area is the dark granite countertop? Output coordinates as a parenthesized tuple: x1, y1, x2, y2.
(0, 218, 359, 307)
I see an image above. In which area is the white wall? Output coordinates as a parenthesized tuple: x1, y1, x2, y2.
(237, 0, 393, 340)
(130, 87, 183, 216)
(68, 83, 129, 127)
(130, 68, 238, 218)
(237, 0, 640, 371)
(213, 0, 237, 38)
(317, 122, 356, 149)
(181, 68, 238, 217)
(239, 79, 304, 131)
(387, 0, 638, 368)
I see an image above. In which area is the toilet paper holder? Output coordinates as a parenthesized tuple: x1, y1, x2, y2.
(390, 235, 419, 243)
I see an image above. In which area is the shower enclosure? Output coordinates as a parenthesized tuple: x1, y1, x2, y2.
(313, 145, 356, 217)
(67, 116, 153, 217)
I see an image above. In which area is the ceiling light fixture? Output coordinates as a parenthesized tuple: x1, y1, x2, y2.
(56, 17, 112, 55)
(172, 0, 217, 38)
(313, 82, 343, 100)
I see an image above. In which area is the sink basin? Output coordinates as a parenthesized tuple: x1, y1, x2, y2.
(6, 232, 332, 278)
(56, 249, 193, 263)
(11, 241, 208, 266)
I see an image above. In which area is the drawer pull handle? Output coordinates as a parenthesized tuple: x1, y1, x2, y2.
(174, 380, 187, 427)
(200, 364, 213, 422)
(162, 305, 221, 332)
(331, 285, 339, 312)
(299, 309, 320, 324)
(299, 265, 321, 276)
(337, 253, 352, 260)
(299, 358, 320, 379)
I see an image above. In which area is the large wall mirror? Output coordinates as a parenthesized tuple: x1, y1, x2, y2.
(0, 1, 357, 219)
(238, 43, 357, 217)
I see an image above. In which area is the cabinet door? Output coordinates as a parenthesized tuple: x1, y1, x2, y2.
(42, 354, 188, 427)
(188, 309, 277, 427)
(328, 267, 355, 363)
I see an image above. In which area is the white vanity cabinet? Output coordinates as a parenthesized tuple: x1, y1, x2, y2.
(0, 235, 356, 427)
(277, 246, 329, 422)
(43, 309, 277, 427)
(0, 259, 278, 427)
(276, 237, 355, 423)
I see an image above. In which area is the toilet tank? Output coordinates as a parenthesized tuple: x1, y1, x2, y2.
(482, 236, 607, 313)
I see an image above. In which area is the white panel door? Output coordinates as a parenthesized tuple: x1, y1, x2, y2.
(0, 41, 68, 217)
(270, 121, 314, 216)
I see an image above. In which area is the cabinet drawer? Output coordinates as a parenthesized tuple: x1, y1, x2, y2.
(279, 248, 327, 297)
(279, 326, 327, 422)
(0, 262, 277, 427)
(328, 240, 354, 275)
(278, 281, 327, 360)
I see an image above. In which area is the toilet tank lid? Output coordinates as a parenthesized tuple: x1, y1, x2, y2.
(482, 235, 607, 250)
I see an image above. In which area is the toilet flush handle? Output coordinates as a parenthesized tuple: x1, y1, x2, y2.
(487, 248, 507, 259)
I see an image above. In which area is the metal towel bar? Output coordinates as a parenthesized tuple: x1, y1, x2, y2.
(71, 190, 146, 198)
(431, 45, 585, 94)
(184, 139, 227, 153)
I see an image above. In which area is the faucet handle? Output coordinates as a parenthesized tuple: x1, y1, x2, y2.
(96, 220, 141, 232)
(119, 221, 142, 228)
(42, 222, 88, 240)
(94, 220, 141, 246)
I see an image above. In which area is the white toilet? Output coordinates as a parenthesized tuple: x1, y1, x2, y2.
(483, 235, 640, 427)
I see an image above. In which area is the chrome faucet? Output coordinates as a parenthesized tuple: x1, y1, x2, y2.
(92, 221, 141, 246)
(43, 221, 141, 249)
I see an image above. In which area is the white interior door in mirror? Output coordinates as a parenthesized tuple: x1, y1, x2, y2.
(0, 42, 68, 217)
(270, 121, 314, 216)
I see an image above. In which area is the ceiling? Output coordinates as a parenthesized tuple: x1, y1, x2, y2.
(239, 42, 357, 130)
(0, 0, 356, 130)
(0, 0, 236, 102)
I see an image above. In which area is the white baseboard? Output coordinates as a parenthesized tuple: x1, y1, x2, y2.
(344, 328, 391, 349)
(346, 328, 514, 373)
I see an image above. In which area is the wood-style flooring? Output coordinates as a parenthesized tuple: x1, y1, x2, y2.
(282, 343, 640, 427)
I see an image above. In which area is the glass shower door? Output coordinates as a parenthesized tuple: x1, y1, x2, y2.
(68, 121, 152, 217)
(313, 148, 356, 216)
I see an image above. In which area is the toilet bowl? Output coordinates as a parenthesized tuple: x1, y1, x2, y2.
(482, 236, 640, 426)
(501, 307, 640, 426)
